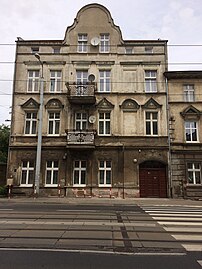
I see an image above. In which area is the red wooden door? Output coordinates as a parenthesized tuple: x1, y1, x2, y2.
(139, 167, 167, 198)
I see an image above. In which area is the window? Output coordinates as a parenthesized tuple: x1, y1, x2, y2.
(187, 163, 201, 184)
(52, 47, 61, 54)
(73, 160, 87, 186)
(75, 112, 87, 131)
(45, 161, 59, 186)
(145, 46, 153, 53)
(184, 84, 195, 102)
(27, 70, 40, 92)
(99, 112, 110, 135)
(99, 70, 111, 92)
(99, 160, 112, 186)
(76, 70, 88, 95)
(78, 34, 88, 53)
(21, 161, 34, 186)
(100, 34, 110, 53)
(145, 70, 157, 93)
(125, 47, 133, 54)
(31, 47, 39, 54)
(146, 112, 158, 135)
(48, 112, 60, 135)
(24, 112, 37, 135)
(50, 71, 62, 92)
(185, 121, 198, 142)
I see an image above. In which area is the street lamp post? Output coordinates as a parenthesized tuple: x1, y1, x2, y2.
(34, 53, 44, 196)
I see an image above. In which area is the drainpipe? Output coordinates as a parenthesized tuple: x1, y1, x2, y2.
(165, 76, 173, 198)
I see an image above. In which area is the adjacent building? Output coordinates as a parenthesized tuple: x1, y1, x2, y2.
(165, 71, 202, 199)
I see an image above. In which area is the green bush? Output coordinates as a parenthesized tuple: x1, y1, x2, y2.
(0, 186, 7, 195)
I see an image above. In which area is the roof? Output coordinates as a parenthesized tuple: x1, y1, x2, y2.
(164, 71, 202, 79)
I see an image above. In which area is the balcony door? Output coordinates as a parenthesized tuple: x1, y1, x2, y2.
(76, 71, 88, 96)
(75, 112, 88, 131)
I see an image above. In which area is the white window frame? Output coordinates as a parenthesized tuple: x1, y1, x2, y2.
(24, 112, 37, 135)
(45, 161, 59, 187)
(187, 163, 201, 185)
(20, 161, 34, 187)
(184, 84, 195, 102)
(145, 111, 158, 136)
(75, 112, 88, 131)
(50, 71, 62, 92)
(48, 112, 60, 135)
(27, 70, 40, 92)
(185, 121, 198, 142)
(145, 70, 157, 93)
(98, 112, 111, 136)
(76, 70, 88, 95)
(99, 70, 111, 92)
(77, 34, 88, 53)
(99, 160, 112, 187)
(100, 34, 110, 53)
(73, 160, 87, 187)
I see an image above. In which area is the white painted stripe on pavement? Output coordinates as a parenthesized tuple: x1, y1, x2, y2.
(158, 221, 202, 226)
(145, 211, 202, 215)
(182, 244, 202, 252)
(0, 248, 186, 256)
(153, 217, 202, 221)
(172, 234, 202, 241)
(147, 213, 202, 217)
(164, 227, 202, 233)
(197, 260, 202, 267)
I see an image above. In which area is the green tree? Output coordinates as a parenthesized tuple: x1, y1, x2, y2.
(0, 124, 10, 163)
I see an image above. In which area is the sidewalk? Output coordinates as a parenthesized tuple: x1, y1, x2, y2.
(1, 196, 202, 206)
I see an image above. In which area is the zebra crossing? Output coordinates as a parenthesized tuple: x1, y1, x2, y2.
(141, 205, 202, 252)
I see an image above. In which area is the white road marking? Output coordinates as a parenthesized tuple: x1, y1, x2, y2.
(197, 260, 202, 267)
(182, 244, 202, 252)
(153, 216, 202, 221)
(172, 234, 202, 241)
(0, 248, 186, 256)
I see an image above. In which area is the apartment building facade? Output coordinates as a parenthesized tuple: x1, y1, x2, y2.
(8, 3, 170, 198)
(165, 71, 202, 199)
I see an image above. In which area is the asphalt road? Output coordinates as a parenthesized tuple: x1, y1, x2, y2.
(0, 249, 202, 269)
(0, 199, 201, 268)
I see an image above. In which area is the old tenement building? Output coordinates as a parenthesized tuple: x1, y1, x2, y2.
(165, 71, 202, 199)
(8, 3, 171, 198)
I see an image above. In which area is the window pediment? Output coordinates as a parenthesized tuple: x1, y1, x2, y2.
(96, 98, 114, 110)
(21, 98, 39, 110)
(45, 99, 64, 110)
(181, 105, 201, 120)
(120, 99, 140, 112)
(142, 98, 161, 109)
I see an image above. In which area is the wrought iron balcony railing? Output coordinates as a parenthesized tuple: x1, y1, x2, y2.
(66, 82, 96, 104)
(66, 130, 95, 145)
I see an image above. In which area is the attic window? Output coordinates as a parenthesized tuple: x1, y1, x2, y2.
(125, 47, 133, 54)
(145, 46, 153, 53)
(53, 47, 61, 54)
(31, 47, 39, 54)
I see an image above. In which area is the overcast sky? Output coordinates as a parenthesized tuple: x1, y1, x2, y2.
(0, 0, 202, 124)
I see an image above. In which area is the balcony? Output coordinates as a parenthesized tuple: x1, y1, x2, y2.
(66, 130, 95, 149)
(66, 82, 96, 105)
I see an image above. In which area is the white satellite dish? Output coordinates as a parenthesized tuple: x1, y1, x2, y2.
(91, 37, 100, 46)
(89, 115, 96, 124)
